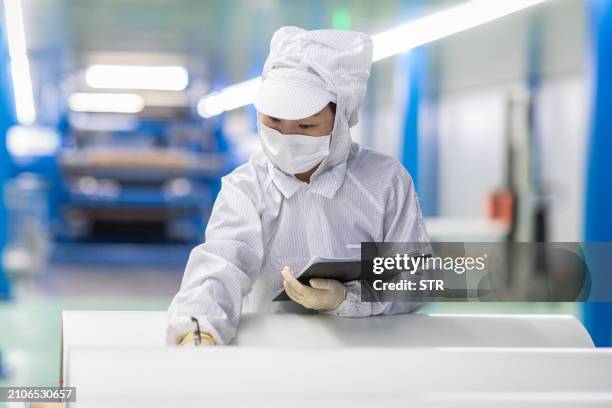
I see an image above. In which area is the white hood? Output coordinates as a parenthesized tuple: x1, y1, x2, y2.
(256, 26, 373, 174)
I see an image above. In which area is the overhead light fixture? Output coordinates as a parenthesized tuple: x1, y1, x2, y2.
(7, 125, 60, 157)
(85, 64, 189, 91)
(197, 0, 551, 118)
(3, 0, 36, 125)
(197, 78, 260, 118)
(371, 0, 550, 61)
(68, 93, 145, 113)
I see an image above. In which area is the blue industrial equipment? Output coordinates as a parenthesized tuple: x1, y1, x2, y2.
(583, 0, 612, 347)
(51, 110, 234, 267)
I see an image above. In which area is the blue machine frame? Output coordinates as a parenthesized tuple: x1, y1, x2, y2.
(50, 116, 234, 267)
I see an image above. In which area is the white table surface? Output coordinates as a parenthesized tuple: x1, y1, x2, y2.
(60, 311, 605, 407)
(66, 347, 612, 408)
(61, 311, 593, 349)
(61, 311, 594, 384)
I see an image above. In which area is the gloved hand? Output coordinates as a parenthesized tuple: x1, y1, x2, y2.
(282, 266, 347, 311)
(178, 331, 216, 346)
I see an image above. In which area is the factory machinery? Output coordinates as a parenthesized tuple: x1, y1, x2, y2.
(49, 99, 234, 267)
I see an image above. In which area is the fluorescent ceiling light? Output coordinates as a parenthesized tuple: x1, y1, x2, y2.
(197, 0, 551, 118)
(197, 78, 260, 118)
(86, 64, 189, 91)
(68, 93, 145, 113)
(3, 0, 36, 125)
(371, 0, 550, 61)
(7, 125, 60, 157)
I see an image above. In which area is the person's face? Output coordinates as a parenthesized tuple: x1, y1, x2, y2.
(260, 103, 335, 137)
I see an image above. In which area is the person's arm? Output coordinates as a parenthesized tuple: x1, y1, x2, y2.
(326, 164, 430, 317)
(166, 175, 264, 345)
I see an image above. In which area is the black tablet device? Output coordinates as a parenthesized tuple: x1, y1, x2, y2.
(273, 257, 361, 301)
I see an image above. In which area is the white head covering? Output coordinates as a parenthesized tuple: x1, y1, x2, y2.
(254, 26, 373, 172)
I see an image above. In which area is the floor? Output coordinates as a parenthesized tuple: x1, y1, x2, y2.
(0, 263, 181, 389)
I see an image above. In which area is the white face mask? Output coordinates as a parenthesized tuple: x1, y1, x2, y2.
(259, 123, 331, 174)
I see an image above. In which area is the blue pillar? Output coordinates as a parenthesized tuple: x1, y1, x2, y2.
(401, 47, 422, 192)
(583, 0, 612, 347)
(0, 22, 15, 299)
(398, 0, 438, 216)
(399, 3, 421, 191)
(400, 42, 438, 216)
(0, 19, 14, 381)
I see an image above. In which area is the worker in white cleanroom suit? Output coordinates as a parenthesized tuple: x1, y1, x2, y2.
(167, 26, 430, 346)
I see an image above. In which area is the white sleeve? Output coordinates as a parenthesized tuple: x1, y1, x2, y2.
(166, 176, 264, 345)
(325, 165, 430, 317)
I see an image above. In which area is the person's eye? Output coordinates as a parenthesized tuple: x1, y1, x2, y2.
(269, 117, 281, 122)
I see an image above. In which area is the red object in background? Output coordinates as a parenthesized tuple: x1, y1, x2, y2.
(485, 191, 514, 229)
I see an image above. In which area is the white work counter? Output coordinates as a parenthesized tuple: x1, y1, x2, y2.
(61, 312, 605, 407)
(66, 347, 612, 408)
(61, 311, 593, 350)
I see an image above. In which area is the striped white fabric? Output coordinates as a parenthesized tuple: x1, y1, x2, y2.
(256, 26, 373, 126)
(166, 143, 430, 345)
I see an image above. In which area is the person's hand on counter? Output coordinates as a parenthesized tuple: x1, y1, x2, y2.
(282, 266, 347, 311)
(178, 332, 216, 346)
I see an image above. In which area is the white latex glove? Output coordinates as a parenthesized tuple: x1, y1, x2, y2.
(282, 266, 347, 311)
(178, 331, 215, 347)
